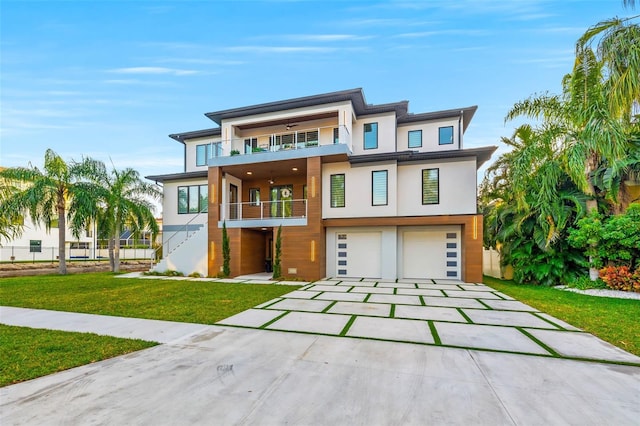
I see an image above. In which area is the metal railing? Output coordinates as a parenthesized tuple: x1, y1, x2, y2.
(150, 211, 207, 269)
(221, 199, 308, 221)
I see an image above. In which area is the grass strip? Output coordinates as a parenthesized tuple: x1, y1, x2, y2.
(0, 273, 300, 325)
(517, 327, 560, 357)
(427, 321, 441, 345)
(456, 308, 473, 324)
(339, 315, 357, 336)
(484, 276, 640, 357)
(0, 324, 156, 387)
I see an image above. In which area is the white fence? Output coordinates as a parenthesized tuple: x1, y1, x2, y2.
(483, 248, 513, 280)
(0, 246, 154, 263)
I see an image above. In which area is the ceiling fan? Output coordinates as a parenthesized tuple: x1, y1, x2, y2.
(285, 122, 298, 131)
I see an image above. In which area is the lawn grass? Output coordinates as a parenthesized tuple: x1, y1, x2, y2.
(0, 273, 299, 324)
(0, 324, 156, 387)
(484, 276, 640, 357)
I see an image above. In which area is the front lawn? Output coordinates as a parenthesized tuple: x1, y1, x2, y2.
(0, 273, 299, 324)
(484, 276, 640, 357)
(0, 324, 156, 387)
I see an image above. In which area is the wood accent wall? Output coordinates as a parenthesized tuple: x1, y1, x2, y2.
(208, 167, 223, 276)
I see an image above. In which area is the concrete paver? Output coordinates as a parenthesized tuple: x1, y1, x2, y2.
(2, 273, 640, 425)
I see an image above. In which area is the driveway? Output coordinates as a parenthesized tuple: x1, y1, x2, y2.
(2, 277, 639, 425)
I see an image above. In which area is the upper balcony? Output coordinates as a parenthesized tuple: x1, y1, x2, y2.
(201, 124, 351, 167)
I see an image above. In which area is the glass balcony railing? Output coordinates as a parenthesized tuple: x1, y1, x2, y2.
(203, 124, 351, 161)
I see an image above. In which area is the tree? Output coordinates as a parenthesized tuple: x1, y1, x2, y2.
(272, 225, 282, 279)
(0, 149, 95, 274)
(222, 221, 230, 277)
(72, 159, 161, 272)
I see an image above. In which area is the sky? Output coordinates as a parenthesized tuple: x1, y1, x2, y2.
(0, 0, 634, 214)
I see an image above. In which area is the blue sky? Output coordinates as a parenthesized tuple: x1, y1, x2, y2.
(0, 0, 632, 206)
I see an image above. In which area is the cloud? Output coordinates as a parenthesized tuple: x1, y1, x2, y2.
(107, 67, 199, 76)
(222, 46, 338, 54)
(394, 29, 490, 38)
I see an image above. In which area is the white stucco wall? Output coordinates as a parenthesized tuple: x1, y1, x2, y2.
(396, 117, 462, 152)
(162, 178, 209, 227)
(397, 158, 477, 216)
(351, 112, 397, 155)
(184, 136, 222, 173)
(322, 161, 398, 219)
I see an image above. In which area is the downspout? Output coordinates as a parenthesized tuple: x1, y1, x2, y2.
(458, 110, 463, 149)
(182, 141, 187, 172)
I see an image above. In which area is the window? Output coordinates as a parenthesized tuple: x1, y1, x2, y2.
(178, 184, 208, 214)
(422, 168, 439, 204)
(333, 127, 339, 144)
(363, 122, 378, 150)
(372, 170, 388, 206)
(330, 174, 345, 208)
(303, 185, 308, 200)
(249, 188, 260, 206)
(70, 242, 90, 249)
(196, 144, 208, 166)
(408, 130, 422, 148)
(244, 138, 257, 154)
(439, 126, 454, 145)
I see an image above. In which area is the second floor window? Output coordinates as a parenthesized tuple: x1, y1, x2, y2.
(422, 168, 439, 205)
(330, 174, 345, 208)
(178, 184, 208, 214)
(364, 122, 378, 150)
(372, 170, 388, 206)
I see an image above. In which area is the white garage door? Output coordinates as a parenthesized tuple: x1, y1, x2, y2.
(402, 227, 461, 280)
(336, 232, 381, 278)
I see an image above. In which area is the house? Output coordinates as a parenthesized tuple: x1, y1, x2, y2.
(146, 88, 496, 282)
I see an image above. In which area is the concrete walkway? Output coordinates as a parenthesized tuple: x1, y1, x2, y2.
(2, 277, 640, 425)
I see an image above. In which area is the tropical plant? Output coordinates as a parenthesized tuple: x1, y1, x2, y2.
(222, 221, 230, 277)
(272, 225, 282, 279)
(0, 149, 97, 274)
(72, 159, 160, 272)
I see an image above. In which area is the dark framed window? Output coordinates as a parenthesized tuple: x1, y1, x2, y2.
(439, 126, 454, 145)
(196, 144, 209, 166)
(178, 184, 208, 214)
(333, 127, 339, 144)
(330, 174, 345, 208)
(249, 188, 260, 206)
(363, 122, 378, 150)
(408, 130, 422, 148)
(422, 168, 439, 205)
(372, 170, 388, 206)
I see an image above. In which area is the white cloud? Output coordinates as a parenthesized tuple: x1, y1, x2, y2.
(108, 67, 199, 76)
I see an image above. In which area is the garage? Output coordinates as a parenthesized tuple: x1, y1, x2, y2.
(335, 232, 382, 278)
(401, 226, 461, 280)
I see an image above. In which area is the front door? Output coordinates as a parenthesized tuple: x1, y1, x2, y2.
(270, 185, 293, 218)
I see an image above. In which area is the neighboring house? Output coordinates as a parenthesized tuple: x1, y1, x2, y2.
(147, 88, 496, 282)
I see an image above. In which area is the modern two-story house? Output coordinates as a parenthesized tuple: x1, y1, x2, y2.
(147, 88, 496, 282)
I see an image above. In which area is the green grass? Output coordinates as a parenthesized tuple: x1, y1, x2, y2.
(0, 324, 156, 387)
(484, 276, 640, 357)
(0, 273, 300, 324)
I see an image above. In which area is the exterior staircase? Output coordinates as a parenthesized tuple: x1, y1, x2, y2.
(151, 222, 208, 277)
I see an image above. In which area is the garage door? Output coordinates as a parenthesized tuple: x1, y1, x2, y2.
(336, 232, 381, 278)
(402, 227, 461, 280)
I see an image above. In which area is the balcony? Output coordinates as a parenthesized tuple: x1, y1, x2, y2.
(219, 199, 308, 228)
(203, 124, 351, 165)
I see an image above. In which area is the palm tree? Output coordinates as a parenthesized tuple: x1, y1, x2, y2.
(0, 149, 95, 274)
(73, 159, 161, 272)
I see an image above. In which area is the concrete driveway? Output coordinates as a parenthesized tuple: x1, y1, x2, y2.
(2, 277, 639, 425)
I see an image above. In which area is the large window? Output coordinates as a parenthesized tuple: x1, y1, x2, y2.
(178, 184, 208, 214)
(422, 168, 439, 205)
(408, 130, 422, 148)
(363, 122, 378, 150)
(372, 170, 388, 206)
(439, 126, 454, 145)
(196, 144, 209, 166)
(330, 174, 345, 208)
(249, 188, 260, 206)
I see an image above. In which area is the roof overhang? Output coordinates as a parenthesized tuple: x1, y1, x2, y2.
(169, 127, 221, 144)
(349, 146, 497, 170)
(145, 170, 208, 184)
(397, 106, 477, 132)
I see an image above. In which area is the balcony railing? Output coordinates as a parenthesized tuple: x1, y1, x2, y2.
(221, 199, 307, 221)
(203, 124, 351, 161)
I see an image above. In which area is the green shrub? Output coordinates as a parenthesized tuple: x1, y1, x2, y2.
(566, 275, 607, 290)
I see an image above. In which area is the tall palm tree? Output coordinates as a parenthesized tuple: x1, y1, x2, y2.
(0, 149, 95, 274)
(73, 159, 161, 272)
